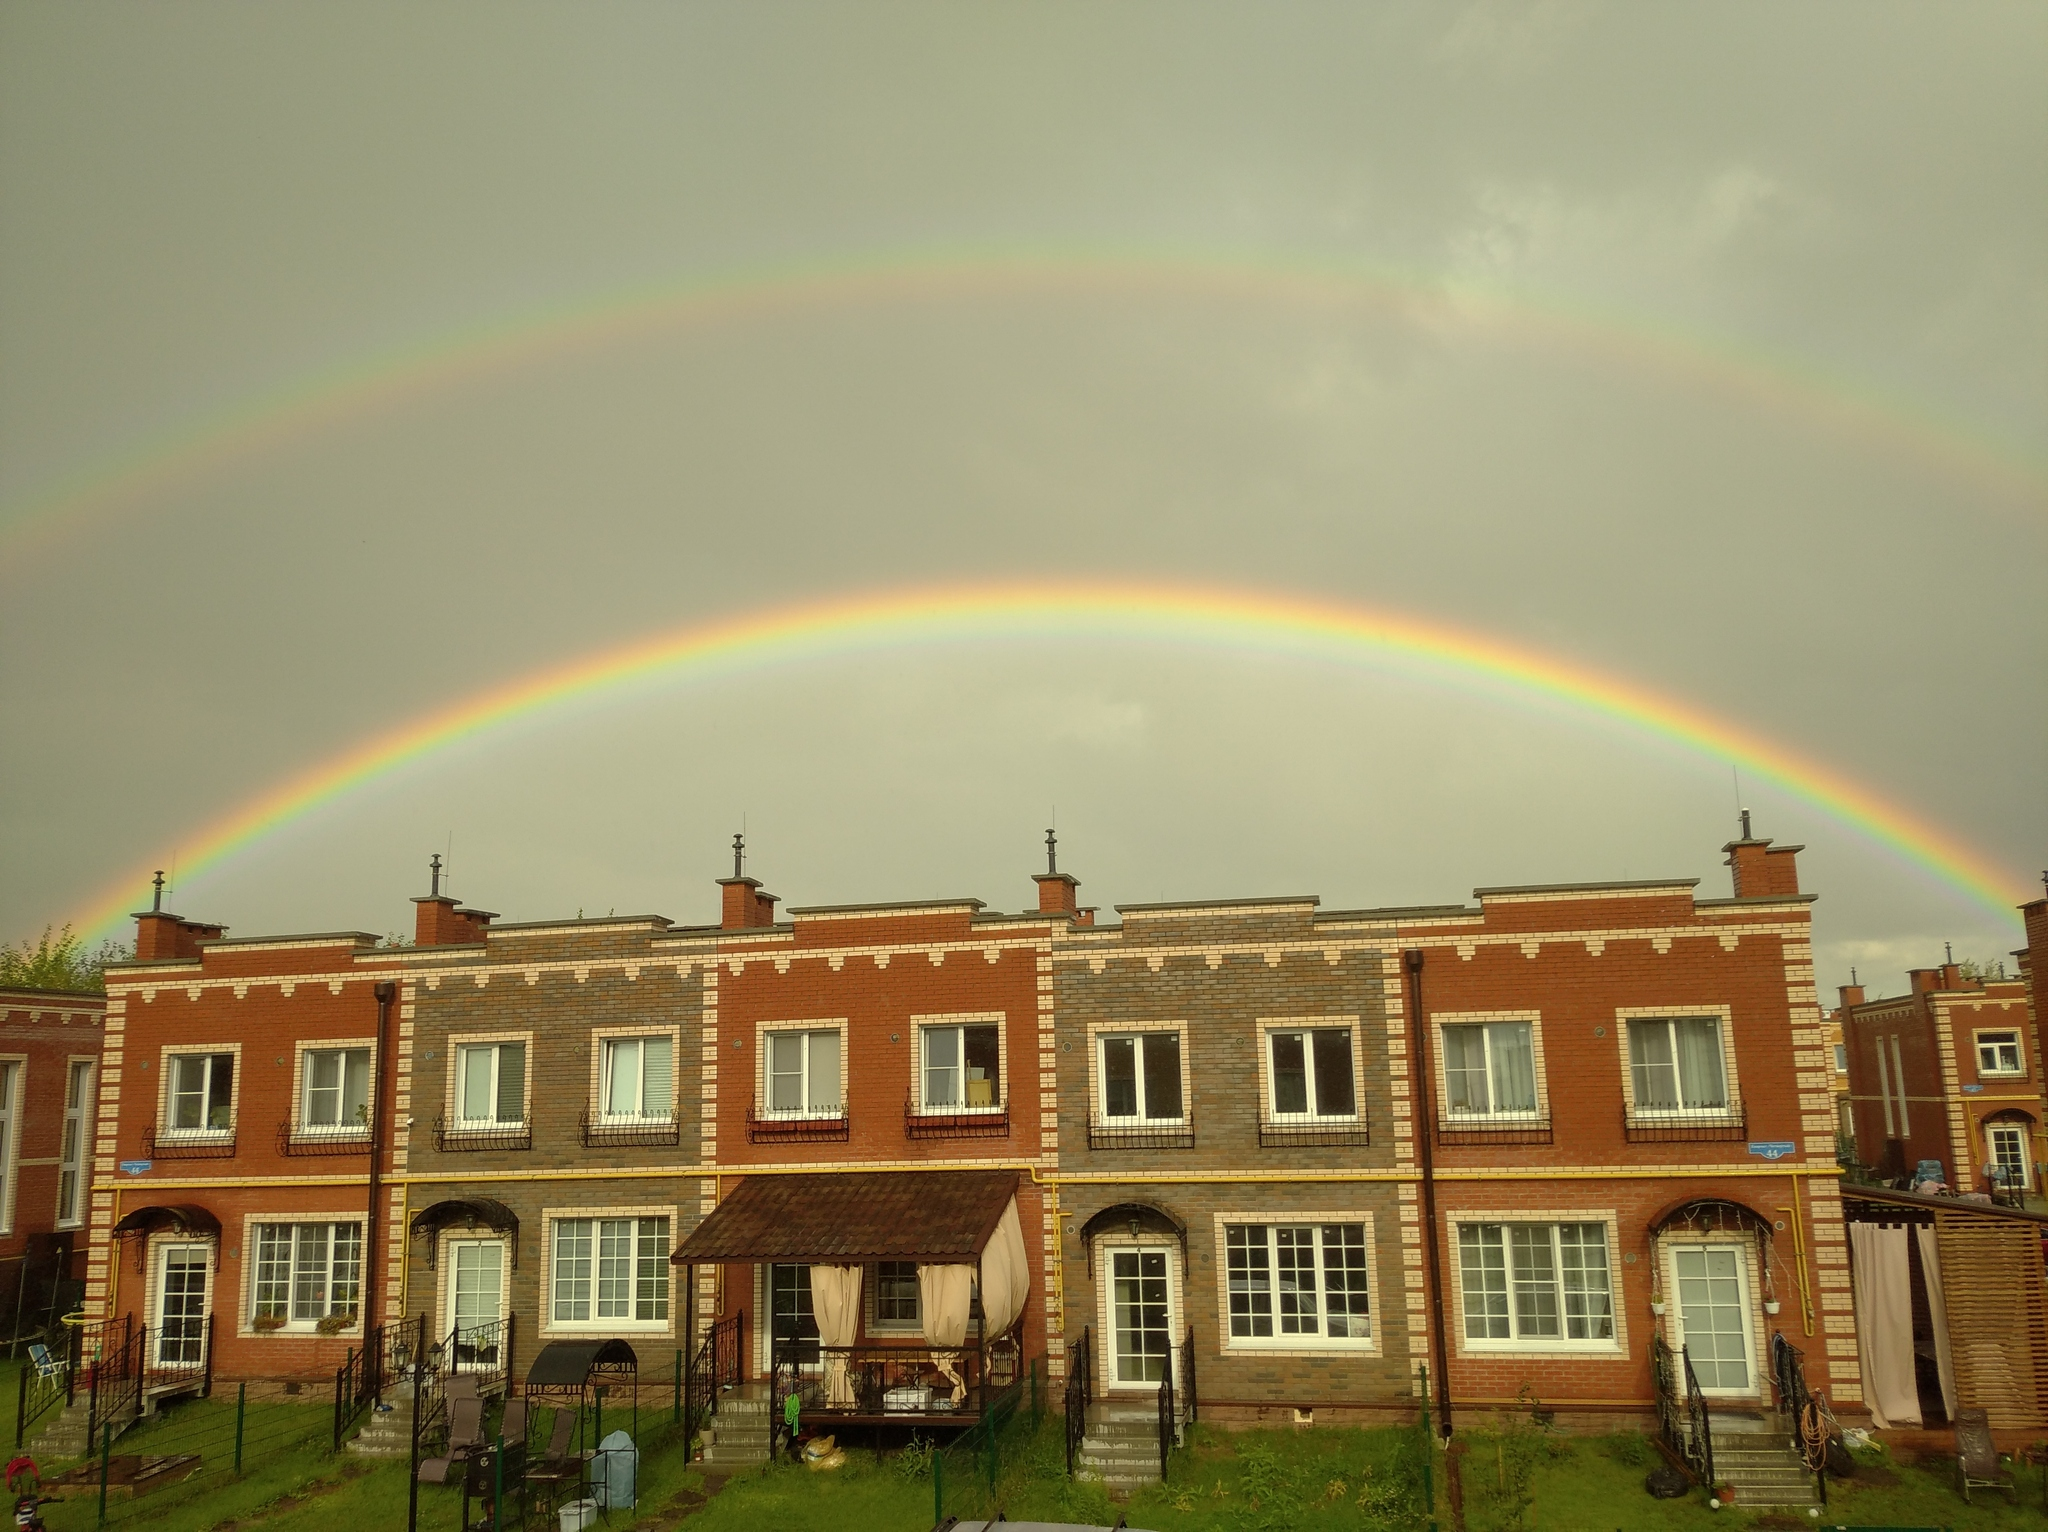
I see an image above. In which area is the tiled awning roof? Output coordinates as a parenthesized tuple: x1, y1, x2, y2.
(672, 1170, 1019, 1265)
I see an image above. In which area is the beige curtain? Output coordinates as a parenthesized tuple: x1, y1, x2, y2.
(919, 1263, 975, 1405)
(810, 1264, 862, 1408)
(1848, 1224, 1918, 1428)
(1913, 1227, 1957, 1419)
(979, 1197, 1031, 1340)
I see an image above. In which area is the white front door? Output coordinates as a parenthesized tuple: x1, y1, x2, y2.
(1107, 1247, 1175, 1390)
(448, 1240, 505, 1371)
(156, 1243, 210, 1367)
(1672, 1245, 1752, 1393)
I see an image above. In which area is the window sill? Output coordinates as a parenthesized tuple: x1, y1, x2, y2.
(1223, 1338, 1379, 1356)
(1460, 1339, 1622, 1357)
(542, 1320, 672, 1336)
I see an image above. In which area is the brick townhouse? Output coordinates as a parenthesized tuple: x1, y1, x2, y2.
(0, 984, 105, 1337)
(81, 826, 1854, 1446)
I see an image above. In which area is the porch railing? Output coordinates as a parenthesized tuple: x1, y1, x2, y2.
(1063, 1325, 1092, 1477)
(1157, 1331, 1176, 1482)
(333, 1312, 428, 1450)
(771, 1327, 1018, 1435)
(145, 1310, 213, 1399)
(86, 1316, 144, 1449)
(1769, 1330, 1829, 1507)
(1651, 1336, 1714, 1490)
(443, 1314, 514, 1394)
(1181, 1326, 1197, 1427)
(14, 1317, 79, 1450)
(683, 1310, 744, 1440)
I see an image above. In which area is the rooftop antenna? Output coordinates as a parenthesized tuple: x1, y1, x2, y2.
(1738, 808, 1752, 841)
(151, 871, 165, 912)
(1945, 941, 1954, 965)
(1850, 966, 1858, 986)
(732, 832, 746, 879)
(429, 854, 443, 898)
(1045, 827, 1058, 877)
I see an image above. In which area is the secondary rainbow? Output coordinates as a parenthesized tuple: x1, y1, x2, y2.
(5, 248, 2041, 568)
(69, 580, 2025, 943)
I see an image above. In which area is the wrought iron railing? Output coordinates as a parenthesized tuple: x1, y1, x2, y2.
(1436, 1111, 1553, 1146)
(445, 1314, 514, 1393)
(1181, 1326, 1197, 1427)
(1157, 1330, 1176, 1482)
(1259, 1116, 1370, 1148)
(746, 1106, 850, 1143)
(1624, 1102, 1748, 1144)
(14, 1318, 78, 1450)
(143, 1119, 237, 1159)
(771, 1326, 1018, 1430)
(683, 1310, 744, 1441)
(431, 1113, 532, 1152)
(1651, 1336, 1714, 1491)
(86, 1317, 144, 1450)
(1063, 1325, 1092, 1477)
(1770, 1330, 1830, 1506)
(332, 1312, 428, 1450)
(276, 1120, 372, 1157)
(903, 1095, 1011, 1140)
(1087, 1118, 1196, 1151)
(579, 1107, 682, 1149)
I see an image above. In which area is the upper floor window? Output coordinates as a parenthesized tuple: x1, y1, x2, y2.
(167, 1052, 234, 1133)
(921, 1023, 1001, 1112)
(1225, 1221, 1372, 1346)
(455, 1042, 526, 1127)
(1268, 1027, 1357, 1121)
(872, 1261, 921, 1330)
(1833, 1044, 1848, 1074)
(1978, 1032, 2024, 1077)
(766, 1030, 841, 1117)
(0, 1063, 17, 1231)
(1100, 1032, 1183, 1122)
(1628, 1017, 1728, 1112)
(601, 1036, 674, 1122)
(1442, 1022, 1536, 1117)
(302, 1047, 371, 1133)
(1458, 1222, 1614, 1348)
(57, 1060, 93, 1227)
(551, 1215, 670, 1326)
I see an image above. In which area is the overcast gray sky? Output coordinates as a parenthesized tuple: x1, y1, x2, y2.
(2, 2, 2042, 992)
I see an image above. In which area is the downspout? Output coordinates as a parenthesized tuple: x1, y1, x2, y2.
(368, 981, 396, 1396)
(1406, 949, 1452, 1439)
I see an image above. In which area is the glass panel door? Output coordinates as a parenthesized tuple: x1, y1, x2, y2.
(449, 1240, 504, 1371)
(157, 1244, 210, 1366)
(1672, 1245, 1751, 1392)
(770, 1263, 820, 1374)
(1110, 1249, 1172, 1387)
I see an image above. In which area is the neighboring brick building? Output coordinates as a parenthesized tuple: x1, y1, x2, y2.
(0, 984, 106, 1337)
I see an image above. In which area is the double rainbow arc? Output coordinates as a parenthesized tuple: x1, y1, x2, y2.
(68, 580, 2026, 944)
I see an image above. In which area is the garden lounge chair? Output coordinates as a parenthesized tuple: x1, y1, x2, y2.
(498, 1396, 528, 1452)
(523, 1405, 586, 1512)
(1955, 1407, 2016, 1503)
(418, 1376, 486, 1484)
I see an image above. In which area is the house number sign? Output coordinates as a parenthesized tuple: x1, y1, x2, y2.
(1746, 1141, 1796, 1161)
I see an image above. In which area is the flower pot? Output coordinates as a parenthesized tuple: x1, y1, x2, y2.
(1650, 1301, 1666, 1315)
(1764, 1300, 1781, 1315)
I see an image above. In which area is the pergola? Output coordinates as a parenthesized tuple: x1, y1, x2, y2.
(524, 1338, 640, 1447)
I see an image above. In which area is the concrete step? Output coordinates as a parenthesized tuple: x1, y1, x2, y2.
(34, 1398, 138, 1460)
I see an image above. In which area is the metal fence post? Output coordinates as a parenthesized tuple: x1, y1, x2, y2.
(14, 1364, 25, 1452)
(1419, 1363, 1436, 1532)
(234, 1381, 246, 1474)
(933, 1446, 942, 1527)
(97, 1418, 112, 1526)
(673, 1350, 682, 1426)
(494, 1432, 505, 1531)
(407, 1357, 424, 1532)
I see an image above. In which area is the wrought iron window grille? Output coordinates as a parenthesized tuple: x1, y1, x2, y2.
(1087, 1117, 1196, 1151)
(1436, 1112, 1554, 1146)
(746, 1105, 850, 1143)
(143, 1120, 237, 1160)
(579, 1106, 682, 1148)
(431, 1112, 533, 1152)
(1258, 1116, 1372, 1149)
(275, 1120, 372, 1157)
(902, 1094, 1010, 1140)
(1623, 1101, 1748, 1143)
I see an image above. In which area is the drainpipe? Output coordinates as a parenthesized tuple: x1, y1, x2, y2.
(1406, 949, 1452, 1439)
(368, 981, 396, 1398)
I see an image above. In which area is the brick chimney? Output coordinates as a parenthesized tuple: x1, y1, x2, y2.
(131, 870, 224, 961)
(1032, 828, 1082, 918)
(1722, 813, 1802, 899)
(1837, 982, 1865, 1010)
(1909, 967, 1942, 995)
(411, 855, 495, 946)
(718, 878, 779, 929)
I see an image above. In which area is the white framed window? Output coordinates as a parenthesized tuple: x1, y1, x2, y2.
(164, 1050, 235, 1134)
(870, 1261, 921, 1331)
(550, 1216, 671, 1327)
(1223, 1221, 1373, 1347)
(1988, 1123, 2031, 1189)
(1099, 1032, 1184, 1122)
(920, 1021, 1002, 1111)
(1264, 1025, 1358, 1122)
(454, 1040, 527, 1127)
(1441, 1021, 1537, 1117)
(301, 1047, 371, 1134)
(1457, 1222, 1616, 1349)
(765, 1029, 842, 1117)
(1627, 1017, 1729, 1113)
(600, 1035, 674, 1122)
(1833, 1044, 1848, 1074)
(1977, 1032, 2024, 1077)
(250, 1221, 362, 1330)
(0, 1061, 19, 1232)
(57, 1060, 92, 1227)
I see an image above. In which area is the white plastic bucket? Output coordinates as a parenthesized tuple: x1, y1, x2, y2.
(558, 1499, 599, 1532)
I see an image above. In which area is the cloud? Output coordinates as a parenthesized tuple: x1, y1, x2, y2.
(1436, 0, 1599, 77)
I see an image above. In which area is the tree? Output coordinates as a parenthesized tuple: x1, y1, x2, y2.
(0, 924, 130, 993)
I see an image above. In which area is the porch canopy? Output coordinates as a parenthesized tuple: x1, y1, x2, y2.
(409, 1196, 520, 1268)
(671, 1169, 1020, 1265)
(112, 1203, 221, 1272)
(524, 1338, 638, 1407)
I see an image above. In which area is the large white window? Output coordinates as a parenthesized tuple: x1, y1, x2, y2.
(302, 1047, 371, 1133)
(1099, 1033, 1183, 1122)
(601, 1036, 674, 1122)
(1267, 1028, 1357, 1121)
(1441, 1023, 1536, 1117)
(766, 1030, 841, 1117)
(166, 1052, 235, 1133)
(57, 1061, 91, 1226)
(252, 1222, 362, 1328)
(551, 1217, 670, 1326)
(1458, 1223, 1615, 1347)
(921, 1023, 1001, 1111)
(455, 1042, 526, 1126)
(1977, 1032, 2024, 1077)
(1225, 1222, 1371, 1345)
(1628, 1017, 1728, 1112)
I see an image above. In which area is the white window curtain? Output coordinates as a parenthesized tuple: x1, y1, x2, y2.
(809, 1264, 862, 1407)
(1847, 1223, 1918, 1428)
(979, 1197, 1031, 1341)
(1913, 1227, 1957, 1420)
(918, 1263, 976, 1404)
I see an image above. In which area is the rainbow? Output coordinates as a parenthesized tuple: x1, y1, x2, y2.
(4, 248, 2042, 567)
(68, 580, 2027, 943)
